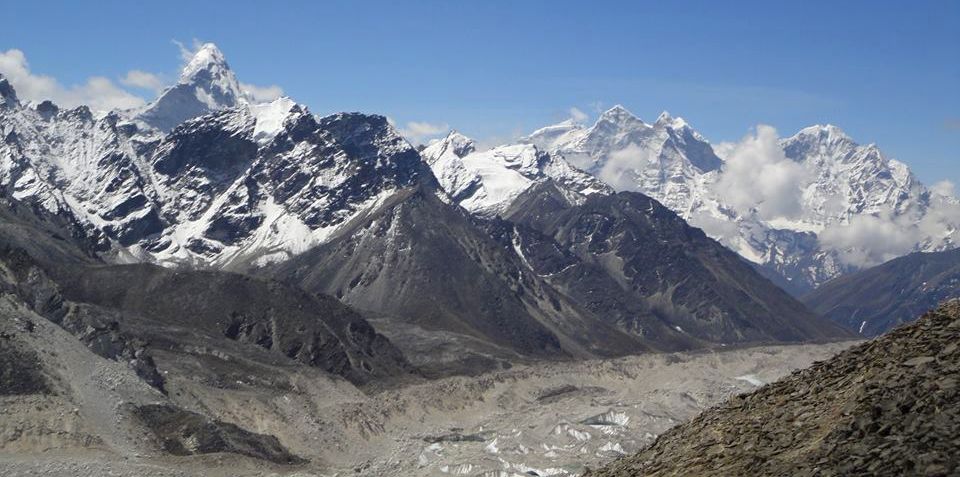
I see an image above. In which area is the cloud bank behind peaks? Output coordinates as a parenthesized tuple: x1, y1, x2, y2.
(0, 49, 146, 111)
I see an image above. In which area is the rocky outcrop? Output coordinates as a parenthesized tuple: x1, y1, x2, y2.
(133, 404, 306, 465)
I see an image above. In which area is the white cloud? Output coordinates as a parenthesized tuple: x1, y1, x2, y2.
(711, 125, 809, 221)
(819, 195, 960, 268)
(596, 143, 656, 191)
(241, 82, 284, 103)
(0, 48, 146, 111)
(173, 39, 204, 63)
(712, 141, 736, 161)
(688, 210, 741, 243)
(121, 70, 166, 93)
(398, 120, 450, 145)
(568, 107, 588, 123)
(931, 180, 956, 198)
(819, 213, 920, 267)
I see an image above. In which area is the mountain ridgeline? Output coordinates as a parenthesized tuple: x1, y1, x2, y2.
(0, 43, 856, 382)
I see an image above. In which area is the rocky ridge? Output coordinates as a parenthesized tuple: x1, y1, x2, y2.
(585, 300, 960, 477)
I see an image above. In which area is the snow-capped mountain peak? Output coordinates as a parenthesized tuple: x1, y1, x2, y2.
(249, 96, 299, 144)
(179, 43, 232, 83)
(514, 106, 957, 294)
(421, 130, 476, 163)
(782, 124, 865, 163)
(596, 104, 647, 129)
(654, 110, 689, 130)
(422, 129, 610, 217)
(795, 123, 850, 139)
(136, 43, 245, 132)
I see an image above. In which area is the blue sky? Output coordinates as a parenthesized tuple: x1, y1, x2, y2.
(4, 0, 959, 186)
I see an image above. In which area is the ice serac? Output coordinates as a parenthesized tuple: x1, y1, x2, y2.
(422, 130, 610, 218)
(136, 43, 244, 132)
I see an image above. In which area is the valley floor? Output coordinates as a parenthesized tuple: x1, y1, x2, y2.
(0, 330, 855, 477)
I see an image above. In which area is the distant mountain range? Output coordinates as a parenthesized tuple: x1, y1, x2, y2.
(443, 106, 958, 296)
(0, 43, 858, 376)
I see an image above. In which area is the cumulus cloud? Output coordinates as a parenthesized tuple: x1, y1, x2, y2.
(819, 191, 960, 268)
(819, 213, 921, 267)
(0, 49, 147, 111)
(173, 39, 204, 63)
(121, 70, 166, 93)
(711, 141, 736, 161)
(241, 82, 284, 102)
(688, 210, 741, 244)
(398, 120, 450, 145)
(711, 125, 809, 221)
(568, 107, 588, 123)
(931, 180, 956, 198)
(597, 143, 656, 191)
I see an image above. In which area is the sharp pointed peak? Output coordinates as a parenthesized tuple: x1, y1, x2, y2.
(655, 110, 689, 130)
(137, 42, 244, 131)
(602, 104, 632, 116)
(179, 42, 232, 83)
(421, 129, 475, 158)
(444, 129, 471, 140)
(597, 104, 645, 126)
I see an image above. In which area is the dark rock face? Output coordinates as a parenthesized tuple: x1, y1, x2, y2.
(0, 75, 17, 108)
(503, 183, 850, 346)
(803, 248, 960, 336)
(666, 124, 723, 172)
(585, 301, 960, 477)
(35, 100, 58, 120)
(133, 404, 306, 465)
(51, 264, 414, 386)
(0, 338, 49, 395)
(268, 177, 848, 372)
(0, 197, 413, 389)
(0, 245, 166, 392)
(267, 186, 569, 359)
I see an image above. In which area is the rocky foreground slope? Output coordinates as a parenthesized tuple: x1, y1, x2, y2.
(585, 301, 960, 477)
